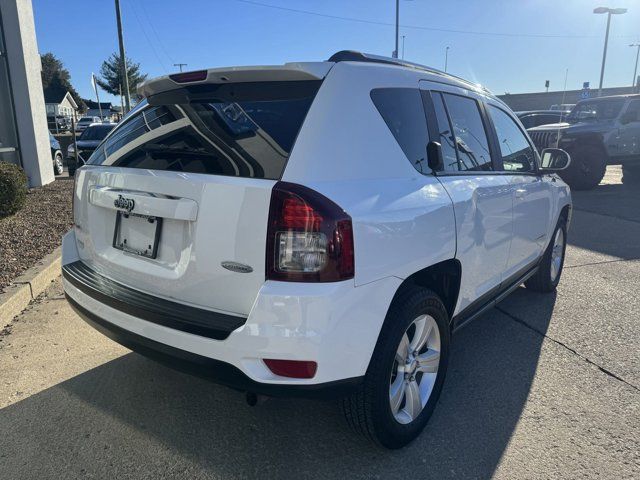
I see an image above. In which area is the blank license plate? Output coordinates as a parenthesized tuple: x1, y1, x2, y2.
(113, 212, 162, 259)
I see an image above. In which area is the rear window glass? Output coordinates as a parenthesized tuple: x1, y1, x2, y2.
(370, 88, 429, 174)
(79, 125, 113, 141)
(87, 81, 321, 179)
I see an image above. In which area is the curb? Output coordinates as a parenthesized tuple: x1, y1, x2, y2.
(0, 247, 61, 327)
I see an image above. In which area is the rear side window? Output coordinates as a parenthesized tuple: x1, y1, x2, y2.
(88, 81, 321, 180)
(431, 92, 461, 172)
(441, 93, 492, 171)
(487, 105, 537, 173)
(370, 88, 429, 174)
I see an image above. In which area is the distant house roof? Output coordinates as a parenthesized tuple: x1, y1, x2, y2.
(84, 99, 113, 110)
(43, 90, 79, 109)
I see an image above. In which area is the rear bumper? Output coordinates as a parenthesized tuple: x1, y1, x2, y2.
(65, 293, 361, 399)
(61, 229, 401, 395)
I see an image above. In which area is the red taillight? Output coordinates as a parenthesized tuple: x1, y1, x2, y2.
(169, 70, 208, 83)
(266, 182, 354, 282)
(264, 359, 318, 379)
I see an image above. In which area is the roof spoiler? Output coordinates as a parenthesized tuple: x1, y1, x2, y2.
(137, 62, 333, 98)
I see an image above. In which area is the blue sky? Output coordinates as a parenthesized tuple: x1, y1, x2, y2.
(33, 0, 640, 104)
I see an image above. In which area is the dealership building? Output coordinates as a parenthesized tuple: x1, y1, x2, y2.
(0, 0, 53, 187)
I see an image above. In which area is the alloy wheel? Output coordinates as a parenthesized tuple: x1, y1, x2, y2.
(389, 314, 441, 424)
(550, 228, 565, 283)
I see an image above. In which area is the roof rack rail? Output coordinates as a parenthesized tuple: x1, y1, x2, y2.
(327, 50, 490, 94)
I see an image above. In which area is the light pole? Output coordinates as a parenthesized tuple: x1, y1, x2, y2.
(630, 43, 640, 89)
(593, 7, 627, 97)
(444, 46, 450, 73)
(393, 0, 399, 58)
(393, 0, 415, 59)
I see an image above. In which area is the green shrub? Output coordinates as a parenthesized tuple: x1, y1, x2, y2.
(0, 162, 28, 217)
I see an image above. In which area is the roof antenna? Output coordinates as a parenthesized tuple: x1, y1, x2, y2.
(557, 68, 569, 148)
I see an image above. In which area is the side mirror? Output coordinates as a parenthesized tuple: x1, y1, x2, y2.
(540, 148, 571, 172)
(427, 141, 444, 171)
(620, 111, 638, 125)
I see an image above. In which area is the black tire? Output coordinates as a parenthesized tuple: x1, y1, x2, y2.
(560, 145, 606, 190)
(341, 287, 450, 449)
(622, 164, 640, 186)
(525, 218, 567, 293)
(53, 153, 64, 175)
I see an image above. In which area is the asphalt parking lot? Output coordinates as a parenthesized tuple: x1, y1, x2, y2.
(0, 167, 638, 479)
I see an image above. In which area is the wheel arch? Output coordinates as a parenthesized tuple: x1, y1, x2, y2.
(390, 259, 462, 324)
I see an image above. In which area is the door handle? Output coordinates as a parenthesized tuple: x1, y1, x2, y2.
(515, 188, 527, 199)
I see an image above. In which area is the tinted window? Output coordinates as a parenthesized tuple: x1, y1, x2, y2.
(624, 100, 640, 122)
(371, 88, 429, 173)
(488, 105, 537, 172)
(88, 81, 320, 179)
(441, 93, 492, 171)
(568, 99, 625, 122)
(431, 93, 459, 172)
(519, 114, 535, 129)
(79, 125, 114, 141)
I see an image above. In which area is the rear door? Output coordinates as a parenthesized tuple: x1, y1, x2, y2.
(73, 79, 322, 316)
(420, 82, 513, 318)
(485, 102, 552, 278)
(617, 99, 640, 156)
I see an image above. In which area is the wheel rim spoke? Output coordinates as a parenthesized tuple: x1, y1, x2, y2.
(389, 376, 405, 414)
(416, 349, 440, 373)
(410, 315, 432, 352)
(403, 380, 421, 421)
(395, 333, 410, 364)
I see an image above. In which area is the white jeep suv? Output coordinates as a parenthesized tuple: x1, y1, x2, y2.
(62, 51, 572, 448)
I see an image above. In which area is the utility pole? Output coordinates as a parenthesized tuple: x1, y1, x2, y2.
(393, 0, 399, 58)
(631, 43, 640, 90)
(174, 63, 187, 72)
(401, 36, 406, 59)
(115, 0, 131, 113)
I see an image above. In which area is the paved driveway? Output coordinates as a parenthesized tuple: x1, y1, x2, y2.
(0, 167, 638, 479)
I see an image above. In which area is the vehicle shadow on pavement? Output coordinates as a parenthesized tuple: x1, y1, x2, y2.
(0, 293, 556, 480)
(569, 184, 640, 260)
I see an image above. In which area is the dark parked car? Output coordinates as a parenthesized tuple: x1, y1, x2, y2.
(67, 123, 116, 176)
(516, 110, 566, 129)
(528, 94, 640, 189)
(49, 132, 64, 175)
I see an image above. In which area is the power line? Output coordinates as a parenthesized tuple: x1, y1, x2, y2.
(127, 0, 168, 73)
(137, 0, 176, 65)
(232, 0, 635, 39)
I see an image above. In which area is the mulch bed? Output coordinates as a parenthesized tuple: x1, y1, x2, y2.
(0, 178, 74, 293)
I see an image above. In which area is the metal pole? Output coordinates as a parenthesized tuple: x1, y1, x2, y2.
(598, 12, 612, 97)
(94, 76, 103, 120)
(631, 44, 640, 89)
(174, 63, 187, 72)
(115, 0, 131, 113)
(401, 36, 405, 59)
(393, 0, 399, 58)
(444, 47, 449, 73)
(71, 116, 79, 173)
